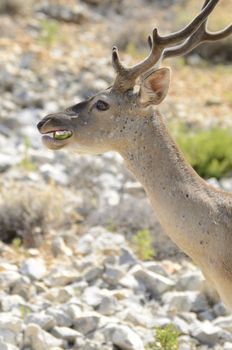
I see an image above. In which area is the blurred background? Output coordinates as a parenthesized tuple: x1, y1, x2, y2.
(0, 1, 232, 349)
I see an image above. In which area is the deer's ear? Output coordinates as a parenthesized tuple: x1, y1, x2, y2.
(139, 67, 171, 106)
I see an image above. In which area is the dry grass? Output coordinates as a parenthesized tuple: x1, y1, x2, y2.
(0, 0, 33, 15)
(174, 0, 231, 32)
(0, 183, 67, 247)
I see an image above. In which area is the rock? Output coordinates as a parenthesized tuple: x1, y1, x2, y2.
(82, 286, 104, 307)
(104, 324, 144, 350)
(44, 267, 79, 287)
(20, 258, 47, 280)
(43, 286, 74, 303)
(46, 307, 73, 327)
(224, 343, 232, 350)
(0, 341, 19, 350)
(213, 302, 230, 317)
(143, 261, 169, 277)
(0, 313, 23, 346)
(51, 326, 82, 342)
(97, 296, 118, 315)
(132, 266, 174, 296)
(190, 321, 232, 346)
(0, 294, 26, 312)
(119, 248, 138, 267)
(179, 335, 197, 350)
(198, 309, 216, 321)
(103, 265, 124, 285)
(39, 163, 69, 186)
(0, 154, 19, 172)
(162, 291, 209, 313)
(24, 323, 63, 349)
(84, 266, 104, 283)
(25, 313, 56, 331)
(172, 316, 190, 334)
(0, 270, 21, 291)
(213, 315, 232, 332)
(51, 236, 73, 257)
(73, 312, 101, 335)
(176, 270, 205, 291)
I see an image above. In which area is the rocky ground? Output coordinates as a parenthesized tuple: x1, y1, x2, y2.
(0, 0, 232, 349)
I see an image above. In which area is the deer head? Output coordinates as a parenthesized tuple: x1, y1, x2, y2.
(37, 0, 231, 154)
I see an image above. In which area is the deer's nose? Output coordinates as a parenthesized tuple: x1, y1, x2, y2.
(37, 116, 52, 131)
(37, 120, 45, 130)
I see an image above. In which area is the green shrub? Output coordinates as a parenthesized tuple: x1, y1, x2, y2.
(148, 324, 179, 350)
(174, 126, 232, 179)
(132, 228, 154, 260)
(39, 19, 60, 47)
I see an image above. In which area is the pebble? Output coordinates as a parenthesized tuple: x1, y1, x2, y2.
(104, 324, 144, 350)
(132, 265, 175, 296)
(20, 258, 47, 281)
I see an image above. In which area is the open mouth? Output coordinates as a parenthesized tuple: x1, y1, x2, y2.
(41, 129, 73, 149)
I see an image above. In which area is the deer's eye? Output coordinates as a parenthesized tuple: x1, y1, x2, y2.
(95, 100, 109, 111)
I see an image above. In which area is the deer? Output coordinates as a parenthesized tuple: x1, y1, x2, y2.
(37, 0, 232, 309)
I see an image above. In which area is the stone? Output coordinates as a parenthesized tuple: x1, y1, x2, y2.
(97, 296, 118, 315)
(43, 286, 74, 303)
(132, 266, 174, 296)
(20, 258, 47, 280)
(51, 326, 82, 342)
(119, 248, 137, 267)
(51, 236, 73, 257)
(82, 286, 104, 307)
(0, 272, 21, 290)
(0, 154, 19, 172)
(39, 163, 69, 186)
(0, 341, 18, 350)
(172, 316, 190, 334)
(25, 313, 56, 331)
(0, 313, 23, 346)
(213, 302, 230, 317)
(0, 295, 26, 312)
(46, 307, 73, 327)
(103, 265, 124, 285)
(190, 321, 232, 346)
(44, 267, 79, 287)
(176, 270, 205, 291)
(73, 312, 101, 335)
(162, 291, 209, 313)
(24, 323, 63, 349)
(213, 315, 232, 332)
(84, 266, 104, 283)
(143, 262, 169, 277)
(104, 324, 144, 350)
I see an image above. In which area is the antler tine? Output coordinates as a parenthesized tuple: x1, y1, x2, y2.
(112, 0, 219, 92)
(163, 1, 232, 60)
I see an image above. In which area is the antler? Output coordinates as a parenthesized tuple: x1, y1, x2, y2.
(112, 0, 231, 92)
(163, 0, 232, 59)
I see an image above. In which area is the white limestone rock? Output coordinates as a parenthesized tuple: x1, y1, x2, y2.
(162, 291, 209, 313)
(104, 324, 144, 350)
(132, 266, 174, 296)
(24, 323, 63, 349)
(20, 258, 47, 281)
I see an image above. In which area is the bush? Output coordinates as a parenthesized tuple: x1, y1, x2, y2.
(0, 0, 33, 16)
(0, 183, 65, 247)
(174, 126, 232, 179)
(132, 228, 154, 260)
(148, 324, 179, 350)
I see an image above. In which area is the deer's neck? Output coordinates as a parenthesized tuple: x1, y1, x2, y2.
(119, 111, 215, 263)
